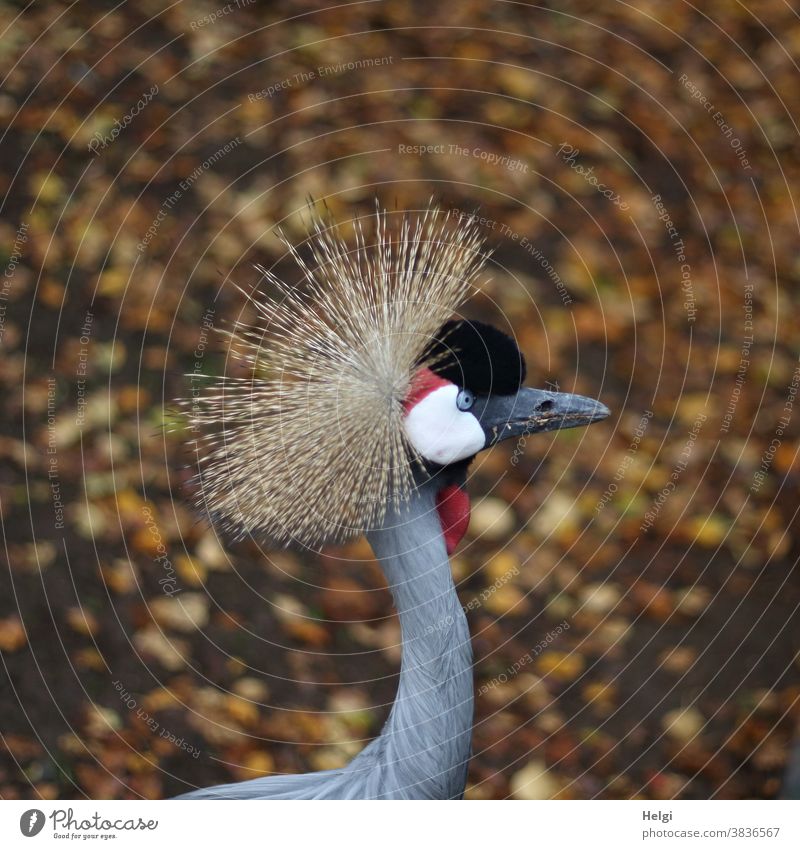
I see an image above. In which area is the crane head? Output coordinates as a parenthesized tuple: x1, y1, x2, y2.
(183, 203, 609, 550)
(403, 318, 609, 551)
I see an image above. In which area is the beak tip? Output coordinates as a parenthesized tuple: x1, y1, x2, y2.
(593, 401, 611, 422)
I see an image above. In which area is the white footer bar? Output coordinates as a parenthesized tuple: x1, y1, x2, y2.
(2, 799, 798, 848)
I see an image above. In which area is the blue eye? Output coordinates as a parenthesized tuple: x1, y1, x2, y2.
(456, 389, 475, 411)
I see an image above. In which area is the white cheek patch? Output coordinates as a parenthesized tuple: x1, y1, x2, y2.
(403, 384, 486, 465)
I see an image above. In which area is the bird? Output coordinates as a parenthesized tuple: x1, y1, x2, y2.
(176, 203, 609, 799)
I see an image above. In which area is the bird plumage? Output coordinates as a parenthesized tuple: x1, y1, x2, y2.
(182, 204, 487, 548)
(178, 474, 473, 799)
(176, 202, 609, 800)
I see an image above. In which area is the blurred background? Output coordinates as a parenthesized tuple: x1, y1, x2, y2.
(1, 0, 799, 800)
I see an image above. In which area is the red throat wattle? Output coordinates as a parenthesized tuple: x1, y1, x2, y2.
(435, 484, 471, 555)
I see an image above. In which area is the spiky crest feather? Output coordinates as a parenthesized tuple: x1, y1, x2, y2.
(182, 204, 488, 547)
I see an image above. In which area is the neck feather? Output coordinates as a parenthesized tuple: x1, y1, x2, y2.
(356, 480, 474, 799)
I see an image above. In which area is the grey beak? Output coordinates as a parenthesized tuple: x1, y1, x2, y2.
(472, 387, 610, 447)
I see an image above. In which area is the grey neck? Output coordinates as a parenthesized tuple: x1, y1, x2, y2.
(356, 479, 474, 798)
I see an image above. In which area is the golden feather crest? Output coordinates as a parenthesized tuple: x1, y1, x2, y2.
(183, 204, 487, 547)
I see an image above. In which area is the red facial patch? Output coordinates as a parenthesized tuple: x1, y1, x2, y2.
(435, 484, 471, 555)
(406, 368, 471, 552)
(402, 367, 451, 413)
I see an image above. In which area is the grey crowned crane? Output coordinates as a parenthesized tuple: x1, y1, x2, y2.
(177, 205, 609, 799)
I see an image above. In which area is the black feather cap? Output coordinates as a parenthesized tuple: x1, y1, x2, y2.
(425, 319, 527, 396)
